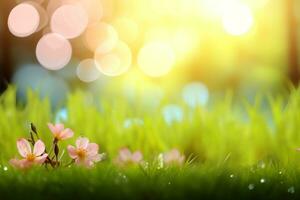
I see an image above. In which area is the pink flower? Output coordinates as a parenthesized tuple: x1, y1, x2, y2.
(67, 137, 103, 168)
(163, 149, 185, 166)
(10, 139, 48, 169)
(48, 123, 74, 141)
(115, 148, 143, 166)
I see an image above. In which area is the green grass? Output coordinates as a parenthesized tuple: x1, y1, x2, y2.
(1, 86, 300, 199)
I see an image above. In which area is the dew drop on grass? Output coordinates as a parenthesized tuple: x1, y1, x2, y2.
(248, 184, 255, 190)
(3, 166, 8, 171)
(230, 174, 235, 178)
(157, 154, 164, 169)
(260, 178, 265, 183)
(141, 161, 149, 170)
(288, 187, 295, 194)
(257, 161, 265, 169)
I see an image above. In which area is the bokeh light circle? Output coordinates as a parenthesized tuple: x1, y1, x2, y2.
(76, 59, 101, 82)
(182, 82, 209, 108)
(28, 1, 49, 32)
(84, 22, 118, 53)
(51, 4, 88, 39)
(138, 42, 175, 77)
(222, 4, 254, 36)
(8, 3, 40, 37)
(163, 105, 184, 125)
(12, 64, 69, 105)
(78, 0, 103, 24)
(16, 0, 45, 4)
(36, 33, 72, 70)
(95, 41, 132, 76)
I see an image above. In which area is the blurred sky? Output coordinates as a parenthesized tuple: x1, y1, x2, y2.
(0, 0, 299, 103)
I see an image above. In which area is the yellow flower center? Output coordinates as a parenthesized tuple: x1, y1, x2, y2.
(54, 133, 62, 141)
(26, 154, 36, 162)
(77, 149, 86, 159)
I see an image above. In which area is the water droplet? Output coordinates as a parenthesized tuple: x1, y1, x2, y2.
(157, 154, 164, 169)
(141, 161, 149, 170)
(248, 184, 255, 190)
(258, 161, 266, 169)
(230, 174, 235, 178)
(279, 171, 283, 175)
(288, 187, 295, 194)
(260, 178, 265, 183)
(3, 166, 8, 171)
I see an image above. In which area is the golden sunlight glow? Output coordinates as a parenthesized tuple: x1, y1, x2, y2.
(138, 41, 175, 77)
(9, 0, 264, 79)
(112, 18, 139, 45)
(95, 41, 132, 76)
(84, 22, 118, 53)
(221, 2, 254, 36)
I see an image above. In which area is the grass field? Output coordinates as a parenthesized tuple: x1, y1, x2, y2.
(1, 86, 300, 199)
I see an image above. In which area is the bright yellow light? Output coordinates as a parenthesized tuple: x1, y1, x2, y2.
(112, 17, 139, 44)
(221, 3, 254, 36)
(95, 41, 132, 77)
(171, 28, 199, 59)
(138, 41, 175, 77)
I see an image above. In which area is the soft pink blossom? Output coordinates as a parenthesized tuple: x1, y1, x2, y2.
(163, 149, 185, 166)
(115, 148, 143, 166)
(67, 137, 103, 168)
(10, 139, 48, 169)
(48, 123, 74, 141)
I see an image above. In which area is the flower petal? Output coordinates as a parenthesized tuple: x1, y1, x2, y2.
(86, 143, 98, 156)
(83, 159, 94, 168)
(132, 151, 143, 163)
(67, 145, 78, 159)
(88, 153, 103, 163)
(33, 140, 45, 156)
(10, 158, 22, 168)
(59, 128, 74, 140)
(34, 154, 48, 164)
(76, 137, 89, 149)
(10, 158, 32, 169)
(17, 138, 31, 157)
(48, 123, 64, 134)
(119, 148, 131, 162)
(75, 158, 83, 165)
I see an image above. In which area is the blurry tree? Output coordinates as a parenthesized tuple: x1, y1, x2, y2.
(0, 1, 13, 92)
(287, 0, 299, 85)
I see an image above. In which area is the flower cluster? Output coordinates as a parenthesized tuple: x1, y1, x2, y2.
(10, 123, 186, 170)
(10, 123, 103, 169)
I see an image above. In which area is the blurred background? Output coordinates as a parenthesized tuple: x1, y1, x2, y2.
(0, 0, 299, 106)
